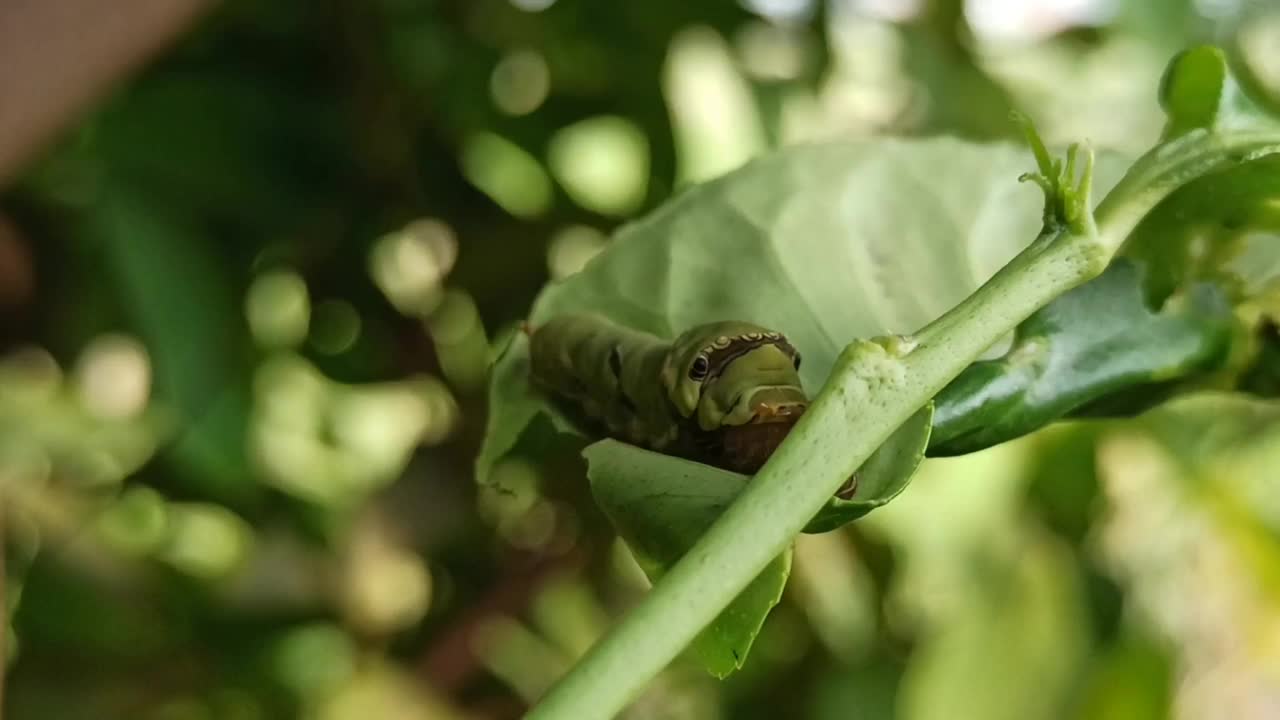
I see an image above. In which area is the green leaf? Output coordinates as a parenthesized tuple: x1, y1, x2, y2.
(1123, 154, 1280, 305)
(929, 259, 1236, 455)
(803, 402, 933, 533)
(1134, 47, 1280, 305)
(1159, 45, 1273, 140)
(583, 441, 790, 678)
(581, 400, 929, 675)
(478, 138, 1130, 486)
(475, 139, 1117, 676)
(930, 50, 1280, 455)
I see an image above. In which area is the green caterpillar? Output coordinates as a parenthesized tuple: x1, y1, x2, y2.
(528, 313, 825, 480)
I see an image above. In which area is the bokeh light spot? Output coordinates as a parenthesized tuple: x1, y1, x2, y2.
(97, 486, 169, 555)
(0, 346, 62, 402)
(472, 615, 569, 700)
(369, 218, 457, 318)
(461, 132, 553, 218)
(741, 0, 815, 23)
(547, 116, 649, 216)
(317, 663, 439, 720)
(342, 524, 432, 634)
(735, 21, 812, 81)
(254, 354, 328, 431)
(250, 351, 458, 506)
(161, 503, 252, 580)
(547, 225, 607, 279)
(964, 0, 1115, 42)
(491, 49, 551, 116)
(418, 378, 460, 445)
(426, 290, 490, 391)
(664, 26, 767, 184)
(74, 334, 151, 419)
(246, 270, 310, 349)
(329, 385, 431, 471)
(847, 0, 923, 21)
(272, 623, 356, 697)
(1240, 10, 1280, 98)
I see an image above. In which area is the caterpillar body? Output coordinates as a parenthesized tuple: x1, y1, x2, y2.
(527, 313, 811, 476)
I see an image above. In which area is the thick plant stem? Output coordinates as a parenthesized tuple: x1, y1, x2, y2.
(525, 132, 1280, 720)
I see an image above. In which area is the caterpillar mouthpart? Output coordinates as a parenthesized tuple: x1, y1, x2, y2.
(748, 400, 806, 424)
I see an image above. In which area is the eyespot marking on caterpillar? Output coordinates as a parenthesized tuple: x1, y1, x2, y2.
(689, 354, 711, 380)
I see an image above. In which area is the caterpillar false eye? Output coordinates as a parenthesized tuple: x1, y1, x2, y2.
(689, 355, 710, 381)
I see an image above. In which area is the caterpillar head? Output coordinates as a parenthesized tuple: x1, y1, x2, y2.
(661, 321, 808, 433)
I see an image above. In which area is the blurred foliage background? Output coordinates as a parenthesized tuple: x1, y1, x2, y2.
(2, 0, 1280, 718)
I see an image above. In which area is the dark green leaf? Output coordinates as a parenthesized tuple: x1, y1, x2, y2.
(929, 259, 1236, 455)
(91, 187, 256, 504)
(1159, 45, 1273, 139)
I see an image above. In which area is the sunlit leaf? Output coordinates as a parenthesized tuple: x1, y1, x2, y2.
(479, 138, 1084, 487)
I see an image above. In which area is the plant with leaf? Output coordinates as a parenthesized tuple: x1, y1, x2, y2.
(477, 46, 1280, 718)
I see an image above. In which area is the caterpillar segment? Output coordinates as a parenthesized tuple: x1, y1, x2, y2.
(527, 313, 811, 475)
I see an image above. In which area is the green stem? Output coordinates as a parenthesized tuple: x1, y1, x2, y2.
(525, 131, 1280, 720)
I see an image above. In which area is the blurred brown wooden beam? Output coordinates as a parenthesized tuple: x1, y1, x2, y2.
(0, 0, 216, 188)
